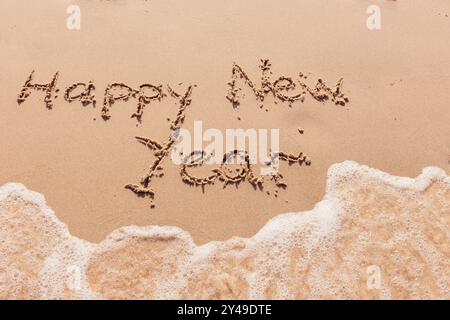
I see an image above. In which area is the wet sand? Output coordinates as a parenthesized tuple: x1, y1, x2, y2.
(1, 0, 449, 244)
(1, 162, 449, 299)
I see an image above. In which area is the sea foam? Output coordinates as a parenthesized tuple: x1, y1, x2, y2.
(0, 161, 449, 299)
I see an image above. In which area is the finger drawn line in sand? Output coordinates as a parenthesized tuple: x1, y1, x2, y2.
(17, 59, 349, 119)
(128, 122, 311, 207)
(226, 59, 349, 109)
(102, 83, 165, 122)
(16, 60, 349, 207)
(64, 82, 96, 107)
(179, 150, 298, 191)
(17, 70, 59, 110)
(125, 84, 193, 208)
(17, 71, 165, 123)
(178, 149, 310, 195)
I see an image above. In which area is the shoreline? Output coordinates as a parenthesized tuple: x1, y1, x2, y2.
(1, 160, 448, 299)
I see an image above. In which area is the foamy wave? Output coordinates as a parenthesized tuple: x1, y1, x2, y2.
(0, 161, 449, 299)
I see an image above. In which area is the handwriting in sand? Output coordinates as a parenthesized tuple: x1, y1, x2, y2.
(17, 59, 349, 207)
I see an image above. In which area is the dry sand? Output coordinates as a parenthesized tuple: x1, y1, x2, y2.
(0, 0, 449, 299)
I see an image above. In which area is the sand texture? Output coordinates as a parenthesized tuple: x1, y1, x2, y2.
(0, 162, 449, 299)
(0, 0, 449, 299)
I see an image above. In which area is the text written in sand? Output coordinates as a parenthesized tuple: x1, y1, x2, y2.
(17, 59, 349, 207)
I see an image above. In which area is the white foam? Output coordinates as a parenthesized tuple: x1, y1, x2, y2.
(0, 161, 449, 299)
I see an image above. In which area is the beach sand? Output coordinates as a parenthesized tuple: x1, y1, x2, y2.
(0, 0, 449, 299)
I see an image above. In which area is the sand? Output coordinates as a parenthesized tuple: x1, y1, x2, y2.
(1, 162, 449, 299)
(0, 0, 449, 299)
